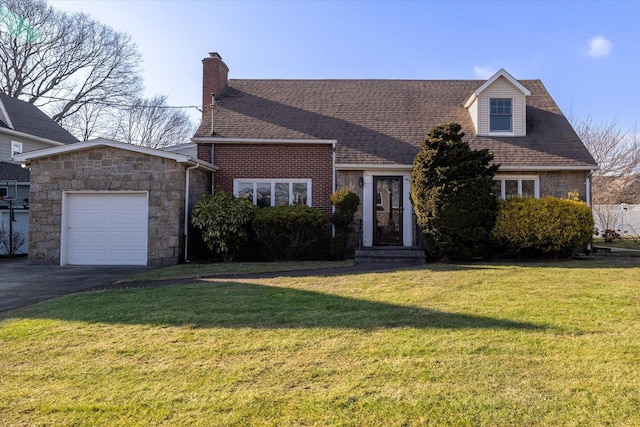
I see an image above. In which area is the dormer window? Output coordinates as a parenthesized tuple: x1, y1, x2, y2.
(464, 69, 530, 137)
(490, 98, 512, 132)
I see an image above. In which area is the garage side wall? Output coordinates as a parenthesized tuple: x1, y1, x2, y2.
(28, 147, 192, 266)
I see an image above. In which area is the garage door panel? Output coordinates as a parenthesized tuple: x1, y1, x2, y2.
(68, 249, 109, 264)
(108, 250, 148, 264)
(65, 193, 148, 265)
(111, 231, 147, 244)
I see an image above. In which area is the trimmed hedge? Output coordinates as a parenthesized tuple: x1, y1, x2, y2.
(491, 197, 594, 257)
(253, 205, 326, 261)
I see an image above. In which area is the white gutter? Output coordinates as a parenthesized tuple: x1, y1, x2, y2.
(496, 165, 600, 172)
(192, 137, 337, 145)
(0, 127, 67, 147)
(336, 163, 413, 171)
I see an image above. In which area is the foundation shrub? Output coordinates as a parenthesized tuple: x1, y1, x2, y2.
(330, 188, 360, 260)
(492, 196, 594, 257)
(253, 205, 326, 261)
(191, 191, 257, 261)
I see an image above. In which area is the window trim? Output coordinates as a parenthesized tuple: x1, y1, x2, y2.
(10, 141, 23, 157)
(493, 175, 539, 199)
(233, 179, 312, 207)
(489, 98, 514, 135)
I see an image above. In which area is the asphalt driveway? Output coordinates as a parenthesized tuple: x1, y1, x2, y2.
(0, 257, 154, 312)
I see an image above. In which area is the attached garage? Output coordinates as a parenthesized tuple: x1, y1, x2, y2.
(63, 192, 148, 265)
(14, 140, 216, 266)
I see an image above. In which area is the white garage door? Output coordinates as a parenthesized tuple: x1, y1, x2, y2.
(65, 193, 148, 265)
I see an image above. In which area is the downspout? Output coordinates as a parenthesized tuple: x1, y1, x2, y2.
(586, 169, 595, 206)
(184, 162, 202, 263)
(331, 142, 336, 237)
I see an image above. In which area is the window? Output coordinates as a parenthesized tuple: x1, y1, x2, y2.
(11, 141, 22, 157)
(0, 187, 7, 198)
(235, 179, 311, 207)
(493, 176, 538, 199)
(490, 98, 512, 132)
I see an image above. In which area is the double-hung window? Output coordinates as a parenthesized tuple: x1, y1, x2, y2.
(493, 176, 538, 199)
(490, 98, 512, 133)
(235, 179, 311, 207)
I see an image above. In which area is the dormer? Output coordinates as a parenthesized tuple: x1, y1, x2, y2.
(464, 69, 531, 137)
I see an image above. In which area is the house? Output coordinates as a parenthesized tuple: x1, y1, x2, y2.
(15, 52, 598, 266)
(193, 53, 597, 255)
(0, 93, 78, 255)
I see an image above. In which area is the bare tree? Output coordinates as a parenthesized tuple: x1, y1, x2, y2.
(59, 102, 116, 142)
(570, 114, 640, 204)
(0, 0, 142, 122)
(113, 95, 196, 148)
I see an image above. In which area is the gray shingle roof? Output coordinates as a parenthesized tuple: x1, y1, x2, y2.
(0, 161, 29, 182)
(195, 79, 597, 169)
(0, 93, 78, 144)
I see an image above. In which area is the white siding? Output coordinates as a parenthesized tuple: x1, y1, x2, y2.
(0, 134, 63, 162)
(474, 76, 527, 136)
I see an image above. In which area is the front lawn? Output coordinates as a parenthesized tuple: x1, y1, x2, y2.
(2, 258, 640, 426)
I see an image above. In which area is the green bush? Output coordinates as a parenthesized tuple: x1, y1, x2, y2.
(410, 123, 499, 260)
(491, 197, 594, 257)
(330, 188, 360, 260)
(191, 191, 257, 261)
(253, 205, 326, 261)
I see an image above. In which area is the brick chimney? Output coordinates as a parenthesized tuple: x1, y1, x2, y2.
(202, 52, 229, 126)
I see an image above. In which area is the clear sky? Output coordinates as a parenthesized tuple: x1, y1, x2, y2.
(50, 0, 639, 133)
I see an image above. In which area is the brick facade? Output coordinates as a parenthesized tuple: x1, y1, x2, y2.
(200, 142, 334, 258)
(28, 146, 211, 266)
(205, 143, 334, 217)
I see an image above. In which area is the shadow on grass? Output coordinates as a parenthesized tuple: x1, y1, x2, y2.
(12, 280, 546, 331)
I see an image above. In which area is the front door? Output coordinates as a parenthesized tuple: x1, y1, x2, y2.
(373, 176, 403, 245)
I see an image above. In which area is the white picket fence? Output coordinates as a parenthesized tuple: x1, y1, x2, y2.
(593, 204, 640, 238)
(0, 209, 29, 255)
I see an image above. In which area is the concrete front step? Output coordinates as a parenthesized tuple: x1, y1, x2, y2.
(354, 246, 426, 264)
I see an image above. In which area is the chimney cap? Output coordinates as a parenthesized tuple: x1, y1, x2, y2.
(208, 52, 222, 59)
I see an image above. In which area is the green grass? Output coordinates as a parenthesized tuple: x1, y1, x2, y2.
(119, 260, 354, 282)
(2, 258, 640, 426)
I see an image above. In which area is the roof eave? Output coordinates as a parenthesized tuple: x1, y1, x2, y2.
(0, 127, 67, 147)
(14, 140, 219, 171)
(192, 136, 337, 146)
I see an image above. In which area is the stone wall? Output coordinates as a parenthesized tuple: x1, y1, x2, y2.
(539, 171, 589, 201)
(28, 146, 209, 266)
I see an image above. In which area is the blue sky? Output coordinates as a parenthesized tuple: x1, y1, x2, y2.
(50, 0, 639, 132)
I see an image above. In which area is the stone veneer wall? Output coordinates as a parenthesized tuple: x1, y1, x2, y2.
(539, 171, 590, 201)
(28, 146, 210, 266)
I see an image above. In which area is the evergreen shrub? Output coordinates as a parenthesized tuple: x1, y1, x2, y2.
(191, 191, 257, 261)
(492, 196, 594, 257)
(253, 205, 326, 261)
(330, 188, 360, 260)
(410, 123, 499, 260)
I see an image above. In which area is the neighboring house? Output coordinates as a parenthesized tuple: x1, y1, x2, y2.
(193, 53, 598, 251)
(0, 93, 78, 255)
